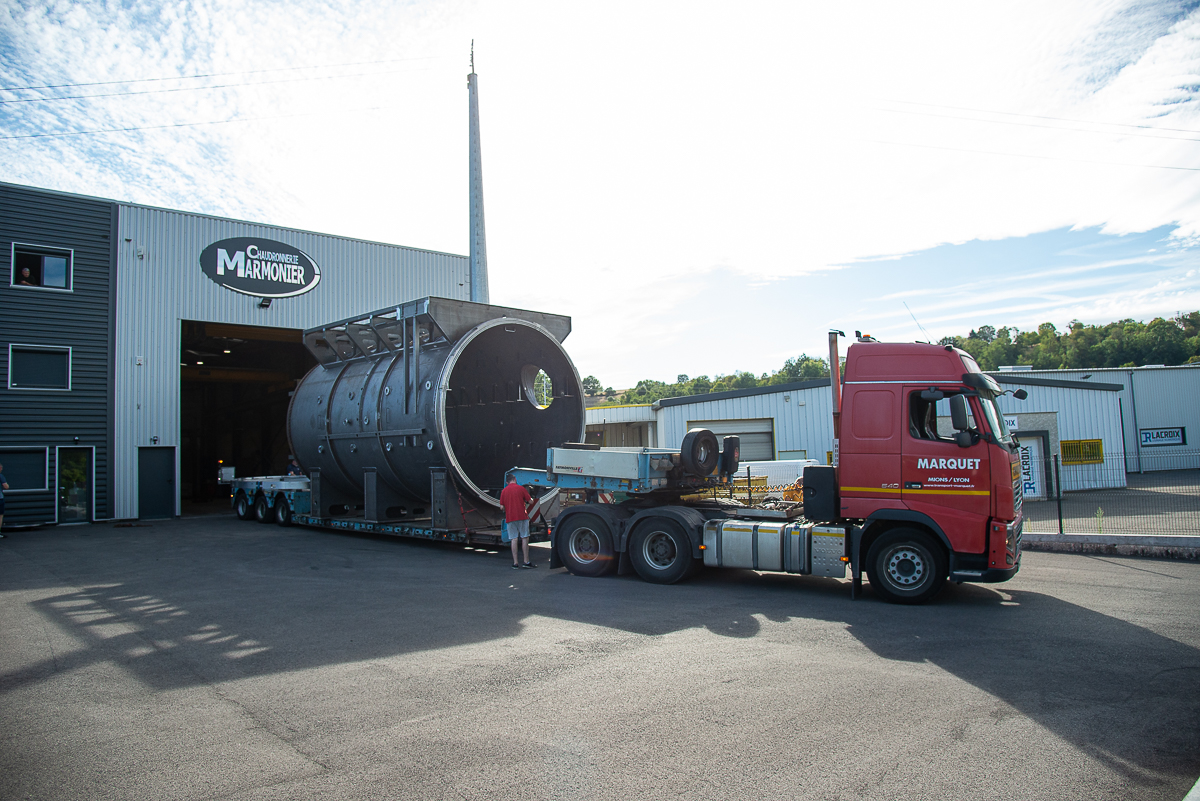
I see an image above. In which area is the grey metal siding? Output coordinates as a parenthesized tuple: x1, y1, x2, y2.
(0, 183, 113, 525)
(995, 384, 1125, 490)
(658, 385, 834, 460)
(995, 366, 1200, 471)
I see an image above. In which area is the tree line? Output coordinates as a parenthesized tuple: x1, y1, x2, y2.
(938, 312, 1200, 371)
(582, 312, 1200, 406)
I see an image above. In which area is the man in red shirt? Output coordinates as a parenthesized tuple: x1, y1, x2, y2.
(500, 473, 536, 569)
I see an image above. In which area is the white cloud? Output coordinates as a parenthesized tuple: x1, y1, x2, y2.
(1, 0, 1197, 386)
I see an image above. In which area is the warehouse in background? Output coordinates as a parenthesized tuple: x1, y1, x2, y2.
(0, 181, 474, 526)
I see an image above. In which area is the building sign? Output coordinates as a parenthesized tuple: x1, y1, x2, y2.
(1140, 427, 1186, 447)
(1003, 416, 1019, 431)
(1014, 436, 1045, 500)
(199, 237, 321, 298)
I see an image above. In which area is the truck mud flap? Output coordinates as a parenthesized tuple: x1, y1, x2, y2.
(617, 549, 634, 576)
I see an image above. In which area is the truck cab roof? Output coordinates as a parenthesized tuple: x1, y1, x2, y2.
(843, 341, 977, 385)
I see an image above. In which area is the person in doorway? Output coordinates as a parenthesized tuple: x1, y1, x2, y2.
(286, 458, 304, 477)
(500, 473, 536, 569)
(0, 463, 8, 538)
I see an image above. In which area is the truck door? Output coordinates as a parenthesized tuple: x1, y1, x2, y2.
(901, 389, 990, 553)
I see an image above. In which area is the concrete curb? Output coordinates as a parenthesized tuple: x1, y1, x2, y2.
(1184, 775, 1200, 801)
(1022, 531, 1200, 559)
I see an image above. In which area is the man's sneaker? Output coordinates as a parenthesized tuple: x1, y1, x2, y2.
(512, 563, 521, 569)
(522, 562, 536, 569)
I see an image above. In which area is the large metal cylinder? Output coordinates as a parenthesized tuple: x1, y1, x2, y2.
(287, 298, 584, 518)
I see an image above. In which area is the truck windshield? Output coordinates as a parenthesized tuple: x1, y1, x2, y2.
(977, 394, 1013, 444)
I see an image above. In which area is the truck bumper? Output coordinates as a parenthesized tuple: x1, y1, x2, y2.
(952, 559, 1020, 584)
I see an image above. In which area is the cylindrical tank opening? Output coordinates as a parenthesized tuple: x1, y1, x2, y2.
(440, 320, 583, 505)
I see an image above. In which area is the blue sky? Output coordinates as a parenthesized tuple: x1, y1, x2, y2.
(1, 0, 1198, 386)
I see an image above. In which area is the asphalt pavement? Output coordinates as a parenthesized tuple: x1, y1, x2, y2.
(1, 514, 1198, 801)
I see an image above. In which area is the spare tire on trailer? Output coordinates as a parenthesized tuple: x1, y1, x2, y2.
(680, 428, 720, 477)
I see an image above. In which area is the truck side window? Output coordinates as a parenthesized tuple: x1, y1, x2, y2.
(908, 393, 950, 442)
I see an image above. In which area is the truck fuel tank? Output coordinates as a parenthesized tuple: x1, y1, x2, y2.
(702, 521, 847, 578)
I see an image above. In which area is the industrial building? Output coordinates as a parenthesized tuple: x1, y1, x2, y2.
(0, 181, 476, 527)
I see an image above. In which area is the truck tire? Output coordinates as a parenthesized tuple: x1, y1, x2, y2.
(253, 494, 272, 524)
(556, 514, 617, 577)
(274, 497, 293, 527)
(680, 428, 720, 477)
(865, 528, 947, 604)
(234, 492, 253, 521)
(628, 517, 696, 585)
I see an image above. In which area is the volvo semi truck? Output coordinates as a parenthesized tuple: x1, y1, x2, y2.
(516, 332, 1027, 604)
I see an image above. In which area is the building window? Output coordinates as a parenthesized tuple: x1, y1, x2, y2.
(7, 344, 71, 390)
(1061, 439, 1104, 465)
(11, 244, 73, 291)
(0, 447, 50, 491)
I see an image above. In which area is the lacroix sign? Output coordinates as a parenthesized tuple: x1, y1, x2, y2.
(199, 237, 321, 298)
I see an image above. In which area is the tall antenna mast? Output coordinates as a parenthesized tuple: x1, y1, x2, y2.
(467, 40, 490, 303)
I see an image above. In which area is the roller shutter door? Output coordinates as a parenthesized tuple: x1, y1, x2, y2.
(687, 418, 775, 461)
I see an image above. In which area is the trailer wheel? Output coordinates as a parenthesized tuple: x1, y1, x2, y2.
(629, 518, 696, 584)
(556, 514, 617, 577)
(865, 528, 947, 604)
(273, 497, 293, 527)
(253, 494, 272, 524)
(680, 429, 720, 477)
(234, 492, 253, 521)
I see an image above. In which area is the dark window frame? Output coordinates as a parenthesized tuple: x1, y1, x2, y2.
(7, 343, 72, 391)
(0, 446, 51, 492)
(10, 242, 74, 292)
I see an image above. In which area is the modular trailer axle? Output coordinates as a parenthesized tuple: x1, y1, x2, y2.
(228, 475, 551, 547)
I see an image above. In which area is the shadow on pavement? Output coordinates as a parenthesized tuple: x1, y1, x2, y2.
(2, 517, 1198, 787)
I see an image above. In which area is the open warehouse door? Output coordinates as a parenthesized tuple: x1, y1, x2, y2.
(180, 321, 316, 514)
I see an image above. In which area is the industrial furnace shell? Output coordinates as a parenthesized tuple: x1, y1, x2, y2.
(287, 299, 584, 518)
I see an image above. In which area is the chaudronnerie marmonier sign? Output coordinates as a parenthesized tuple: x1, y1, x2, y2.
(199, 237, 321, 298)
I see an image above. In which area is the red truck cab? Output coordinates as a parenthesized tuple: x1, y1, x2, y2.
(830, 341, 1024, 602)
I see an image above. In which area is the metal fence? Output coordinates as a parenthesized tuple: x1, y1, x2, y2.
(1022, 452, 1200, 536)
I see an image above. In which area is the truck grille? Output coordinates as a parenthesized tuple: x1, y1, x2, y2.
(1012, 467, 1023, 514)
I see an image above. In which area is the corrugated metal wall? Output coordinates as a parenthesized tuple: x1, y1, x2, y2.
(997, 367, 1200, 471)
(0, 183, 114, 525)
(995, 383, 1125, 490)
(585, 404, 655, 425)
(114, 203, 470, 519)
(656, 385, 834, 460)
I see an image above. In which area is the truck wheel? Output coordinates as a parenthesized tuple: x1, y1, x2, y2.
(629, 518, 696, 585)
(680, 429, 720, 477)
(865, 528, 947, 604)
(556, 514, 617, 577)
(234, 492, 253, 521)
(274, 497, 293, 527)
(253, 495, 272, 524)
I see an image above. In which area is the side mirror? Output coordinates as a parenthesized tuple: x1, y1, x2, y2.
(1013, 389, 1028, 400)
(950, 394, 970, 431)
(954, 431, 974, 448)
